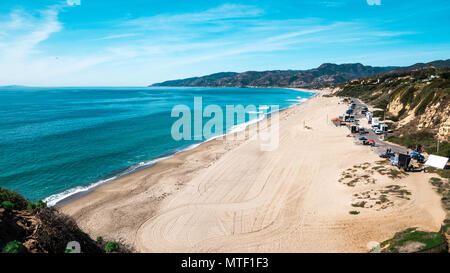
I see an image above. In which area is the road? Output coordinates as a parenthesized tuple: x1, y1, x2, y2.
(348, 98, 409, 156)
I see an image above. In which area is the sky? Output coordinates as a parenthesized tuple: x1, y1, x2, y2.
(0, 0, 449, 86)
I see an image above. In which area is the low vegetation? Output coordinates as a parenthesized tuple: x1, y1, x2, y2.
(429, 177, 450, 220)
(105, 241, 120, 253)
(386, 133, 450, 158)
(352, 185, 411, 211)
(0, 187, 129, 253)
(2, 240, 26, 253)
(380, 227, 445, 253)
(339, 161, 408, 187)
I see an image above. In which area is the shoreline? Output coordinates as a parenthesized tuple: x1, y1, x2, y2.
(60, 92, 444, 252)
(51, 88, 319, 207)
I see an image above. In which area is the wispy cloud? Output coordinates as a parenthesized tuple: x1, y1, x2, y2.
(0, 6, 112, 85)
(0, 8, 62, 59)
(0, 2, 431, 86)
(94, 33, 139, 40)
(123, 4, 265, 28)
(371, 31, 416, 37)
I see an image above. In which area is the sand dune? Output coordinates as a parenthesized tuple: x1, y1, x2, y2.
(61, 94, 445, 252)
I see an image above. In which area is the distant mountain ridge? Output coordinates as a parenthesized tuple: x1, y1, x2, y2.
(382, 59, 450, 75)
(151, 63, 396, 88)
(150, 59, 450, 88)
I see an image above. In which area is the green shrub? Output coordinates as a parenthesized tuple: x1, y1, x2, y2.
(443, 224, 450, 234)
(349, 210, 360, 215)
(27, 200, 47, 214)
(96, 236, 103, 244)
(425, 141, 450, 158)
(2, 241, 26, 253)
(105, 241, 119, 253)
(374, 98, 390, 110)
(400, 87, 416, 105)
(386, 132, 449, 157)
(440, 72, 450, 80)
(0, 188, 28, 210)
(415, 91, 435, 115)
(429, 168, 450, 180)
(372, 110, 384, 118)
(1, 200, 14, 211)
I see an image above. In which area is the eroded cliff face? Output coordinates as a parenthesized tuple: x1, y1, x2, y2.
(336, 67, 450, 148)
(387, 94, 450, 142)
(387, 95, 406, 117)
(437, 105, 450, 142)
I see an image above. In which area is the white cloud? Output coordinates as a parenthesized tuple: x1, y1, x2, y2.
(0, 3, 423, 86)
(0, 8, 60, 65)
(371, 31, 416, 37)
(0, 8, 61, 59)
(94, 33, 138, 40)
(0, 6, 112, 85)
(124, 4, 264, 27)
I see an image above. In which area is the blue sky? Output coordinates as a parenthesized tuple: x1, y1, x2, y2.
(0, 0, 449, 86)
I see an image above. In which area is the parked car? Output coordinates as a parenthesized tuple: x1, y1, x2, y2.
(379, 148, 394, 158)
(410, 152, 425, 163)
(374, 128, 382, 135)
(379, 153, 392, 158)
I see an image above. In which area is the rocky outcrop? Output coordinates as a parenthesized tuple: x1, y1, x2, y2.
(417, 101, 450, 141)
(438, 106, 450, 142)
(387, 95, 405, 117)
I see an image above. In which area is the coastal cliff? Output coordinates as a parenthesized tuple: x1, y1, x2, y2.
(0, 188, 127, 253)
(336, 67, 450, 157)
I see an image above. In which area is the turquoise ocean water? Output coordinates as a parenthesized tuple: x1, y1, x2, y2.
(0, 86, 314, 205)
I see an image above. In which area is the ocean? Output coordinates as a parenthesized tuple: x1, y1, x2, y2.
(0, 86, 315, 205)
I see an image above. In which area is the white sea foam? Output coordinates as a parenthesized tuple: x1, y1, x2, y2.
(286, 98, 308, 103)
(44, 155, 172, 206)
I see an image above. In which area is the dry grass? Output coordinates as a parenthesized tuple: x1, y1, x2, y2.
(352, 185, 412, 211)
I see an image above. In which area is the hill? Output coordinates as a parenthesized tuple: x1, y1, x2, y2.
(383, 59, 450, 75)
(151, 63, 396, 88)
(151, 59, 450, 88)
(335, 67, 450, 157)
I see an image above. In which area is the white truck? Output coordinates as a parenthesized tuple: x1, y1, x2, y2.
(372, 118, 380, 128)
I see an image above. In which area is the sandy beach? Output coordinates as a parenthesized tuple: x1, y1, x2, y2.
(60, 92, 445, 252)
